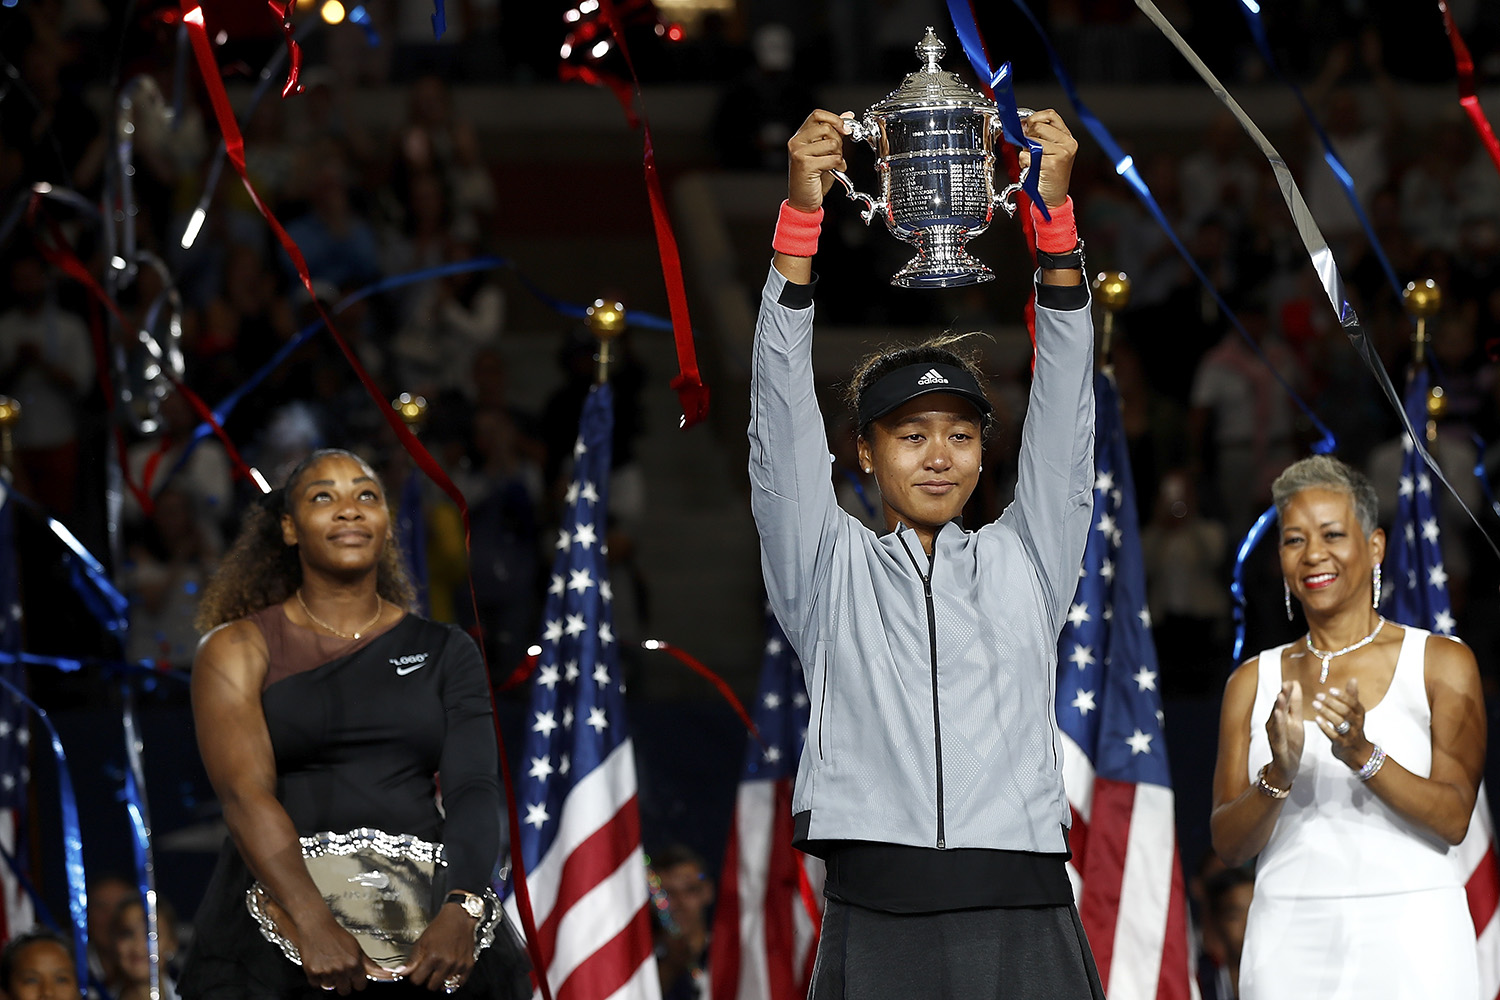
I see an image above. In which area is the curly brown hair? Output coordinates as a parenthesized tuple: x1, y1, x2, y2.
(842, 331, 995, 440)
(193, 449, 417, 633)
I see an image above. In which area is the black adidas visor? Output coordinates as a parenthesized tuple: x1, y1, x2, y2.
(857, 362, 993, 429)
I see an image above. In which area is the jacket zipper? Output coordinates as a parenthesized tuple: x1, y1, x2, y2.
(899, 529, 945, 850)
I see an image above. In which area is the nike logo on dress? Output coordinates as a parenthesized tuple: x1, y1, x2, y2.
(916, 368, 949, 385)
(392, 653, 429, 675)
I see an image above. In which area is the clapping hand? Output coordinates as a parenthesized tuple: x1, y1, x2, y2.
(1312, 678, 1370, 769)
(1265, 679, 1305, 783)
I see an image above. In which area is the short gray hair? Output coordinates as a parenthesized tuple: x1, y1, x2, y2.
(1270, 455, 1379, 537)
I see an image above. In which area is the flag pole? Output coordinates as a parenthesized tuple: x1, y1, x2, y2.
(1091, 271, 1131, 370)
(587, 298, 627, 384)
(1401, 279, 1443, 441)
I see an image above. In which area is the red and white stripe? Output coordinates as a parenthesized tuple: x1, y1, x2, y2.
(1062, 733, 1199, 1000)
(507, 742, 661, 1000)
(708, 778, 824, 1000)
(0, 808, 31, 941)
(1455, 784, 1500, 1000)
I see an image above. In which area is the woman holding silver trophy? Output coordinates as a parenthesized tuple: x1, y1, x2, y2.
(178, 449, 529, 1000)
(748, 100, 1104, 997)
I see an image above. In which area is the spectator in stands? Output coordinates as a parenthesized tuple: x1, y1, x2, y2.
(1, 928, 78, 1000)
(1198, 865, 1254, 1000)
(651, 845, 714, 1000)
(1141, 467, 1229, 695)
(124, 485, 221, 668)
(0, 253, 95, 520)
(85, 874, 137, 987)
(281, 143, 381, 291)
(108, 894, 181, 1000)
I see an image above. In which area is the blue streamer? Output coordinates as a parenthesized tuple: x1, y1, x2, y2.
(346, 5, 379, 46)
(943, 0, 1047, 217)
(1230, 504, 1279, 661)
(10, 496, 130, 635)
(1235, 2, 1404, 301)
(0, 675, 89, 989)
(0, 650, 189, 682)
(431, 0, 447, 38)
(164, 256, 676, 487)
(1004, 0, 1337, 454)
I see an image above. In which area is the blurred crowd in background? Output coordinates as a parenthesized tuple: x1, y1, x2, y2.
(3, 0, 1500, 712)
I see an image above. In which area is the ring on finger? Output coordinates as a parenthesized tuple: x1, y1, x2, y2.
(1335, 720, 1351, 735)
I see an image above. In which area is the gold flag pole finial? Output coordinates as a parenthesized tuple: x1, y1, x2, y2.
(1403, 278, 1441, 367)
(586, 299, 627, 384)
(1091, 271, 1131, 370)
(0, 396, 20, 476)
(392, 392, 429, 432)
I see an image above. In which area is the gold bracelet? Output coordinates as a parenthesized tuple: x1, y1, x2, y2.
(1256, 764, 1290, 799)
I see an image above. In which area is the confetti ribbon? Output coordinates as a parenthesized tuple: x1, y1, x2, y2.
(1438, 0, 1500, 175)
(943, 0, 1047, 218)
(639, 639, 761, 745)
(431, 0, 446, 39)
(264, 0, 305, 98)
(1004, 0, 1336, 453)
(0, 674, 89, 991)
(1128, 0, 1500, 652)
(587, 0, 709, 429)
(1234, 2, 1403, 304)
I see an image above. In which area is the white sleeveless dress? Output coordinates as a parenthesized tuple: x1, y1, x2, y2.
(1239, 626, 1479, 1000)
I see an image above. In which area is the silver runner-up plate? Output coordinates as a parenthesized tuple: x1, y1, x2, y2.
(246, 828, 505, 976)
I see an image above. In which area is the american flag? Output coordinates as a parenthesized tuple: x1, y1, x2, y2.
(0, 479, 33, 942)
(708, 612, 823, 1000)
(1381, 365, 1500, 1000)
(508, 383, 661, 1000)
(1055, 372, 1197, 1000)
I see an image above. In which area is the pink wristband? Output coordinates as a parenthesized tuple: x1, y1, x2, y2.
(772, 200, 824, 257)
(1030, 196, 1078, 253)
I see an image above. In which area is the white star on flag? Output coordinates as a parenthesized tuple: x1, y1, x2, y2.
(533, 711, 558, 736)
(580, 481, 600, 505)
(1422, 518, 1440, 543)
(1072, 689, 1096, 715)
(1399, 475, 1413, 498)
(1434, 609, 1457, 634)
(537, 664, 561, 690)
(525, 802, 549, 828)
(549, 574, 565, 596)
(1429, 564, 1449, 589)
(564, 613, 587, 637)
(568, 569, 595, 593)
(593, 663, 611, 686)
(573, 523, 598, 549)
(543, 619, 563, 642)
(529, 757, 554, 781)
(1067, 602, 1091, 627)
(1068, 644, 1096, 669)
(1126, 729, 1154, 755)
(586, 707, 609, 732)
(764, 692, 781, 708)
(1133, 667, 1157, 692)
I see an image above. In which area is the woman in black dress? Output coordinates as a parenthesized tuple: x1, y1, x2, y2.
(179, 449, 528, 1000)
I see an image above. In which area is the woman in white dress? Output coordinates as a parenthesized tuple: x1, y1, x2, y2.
(1211, 454, 1485, 999)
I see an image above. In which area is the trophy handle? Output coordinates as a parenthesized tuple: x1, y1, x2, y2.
(830, 169, 886, 226)
(992, 106, 1035, 218)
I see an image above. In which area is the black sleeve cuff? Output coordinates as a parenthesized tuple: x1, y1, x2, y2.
(1034, 279, 1089, 312)
(777, 273, 819, 309)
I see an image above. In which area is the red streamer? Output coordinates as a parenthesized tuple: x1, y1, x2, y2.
(640, 640, 761, 745)
(1438, 0, 1500, 176)
(177, 7, 553, 997)
(586, 1, 710, 429)
(264, 0, 305, 98)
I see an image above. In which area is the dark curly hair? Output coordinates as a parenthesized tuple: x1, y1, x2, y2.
(843, 331, 995, 440)
(194, 449, 417, 633)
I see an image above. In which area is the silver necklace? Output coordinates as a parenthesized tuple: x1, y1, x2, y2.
(296, 589, 383, 640)
(1305, 616, 1385, 684)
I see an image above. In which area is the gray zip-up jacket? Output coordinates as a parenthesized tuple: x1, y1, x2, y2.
(749, 264, 1095, 855)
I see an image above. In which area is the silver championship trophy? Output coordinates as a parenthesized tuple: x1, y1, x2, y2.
(833, 28, 1031, 288)
(246, 829, 510, 977)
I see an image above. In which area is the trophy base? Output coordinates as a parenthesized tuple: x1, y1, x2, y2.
(891, 227, 994, 288)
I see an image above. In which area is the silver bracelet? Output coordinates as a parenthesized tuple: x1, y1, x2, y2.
(1356, 744, 1387, 781)
(1256, 763, 1290, 799)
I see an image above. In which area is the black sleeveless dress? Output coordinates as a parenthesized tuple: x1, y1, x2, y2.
(178, 609, 530, 1000)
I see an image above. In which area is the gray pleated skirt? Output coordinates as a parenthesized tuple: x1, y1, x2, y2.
(808, 899, 1106, 1000)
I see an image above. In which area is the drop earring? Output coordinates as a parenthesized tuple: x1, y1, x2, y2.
(1373, 563, 1382, 610)
(1284, 579, 1294, 621)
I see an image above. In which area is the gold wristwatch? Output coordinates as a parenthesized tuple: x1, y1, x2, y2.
(444, 890, 486, 921)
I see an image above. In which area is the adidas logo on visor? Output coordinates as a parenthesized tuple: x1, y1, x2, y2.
(916, 368, 949, 385)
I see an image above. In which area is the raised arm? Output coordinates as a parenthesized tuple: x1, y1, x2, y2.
(749, 110, 852, 636)
(192, 622, 389, 993)
(1312, 636, 1485, 845)
(999, 110, 1095, 628)
(1210, 658, 1304, 866)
